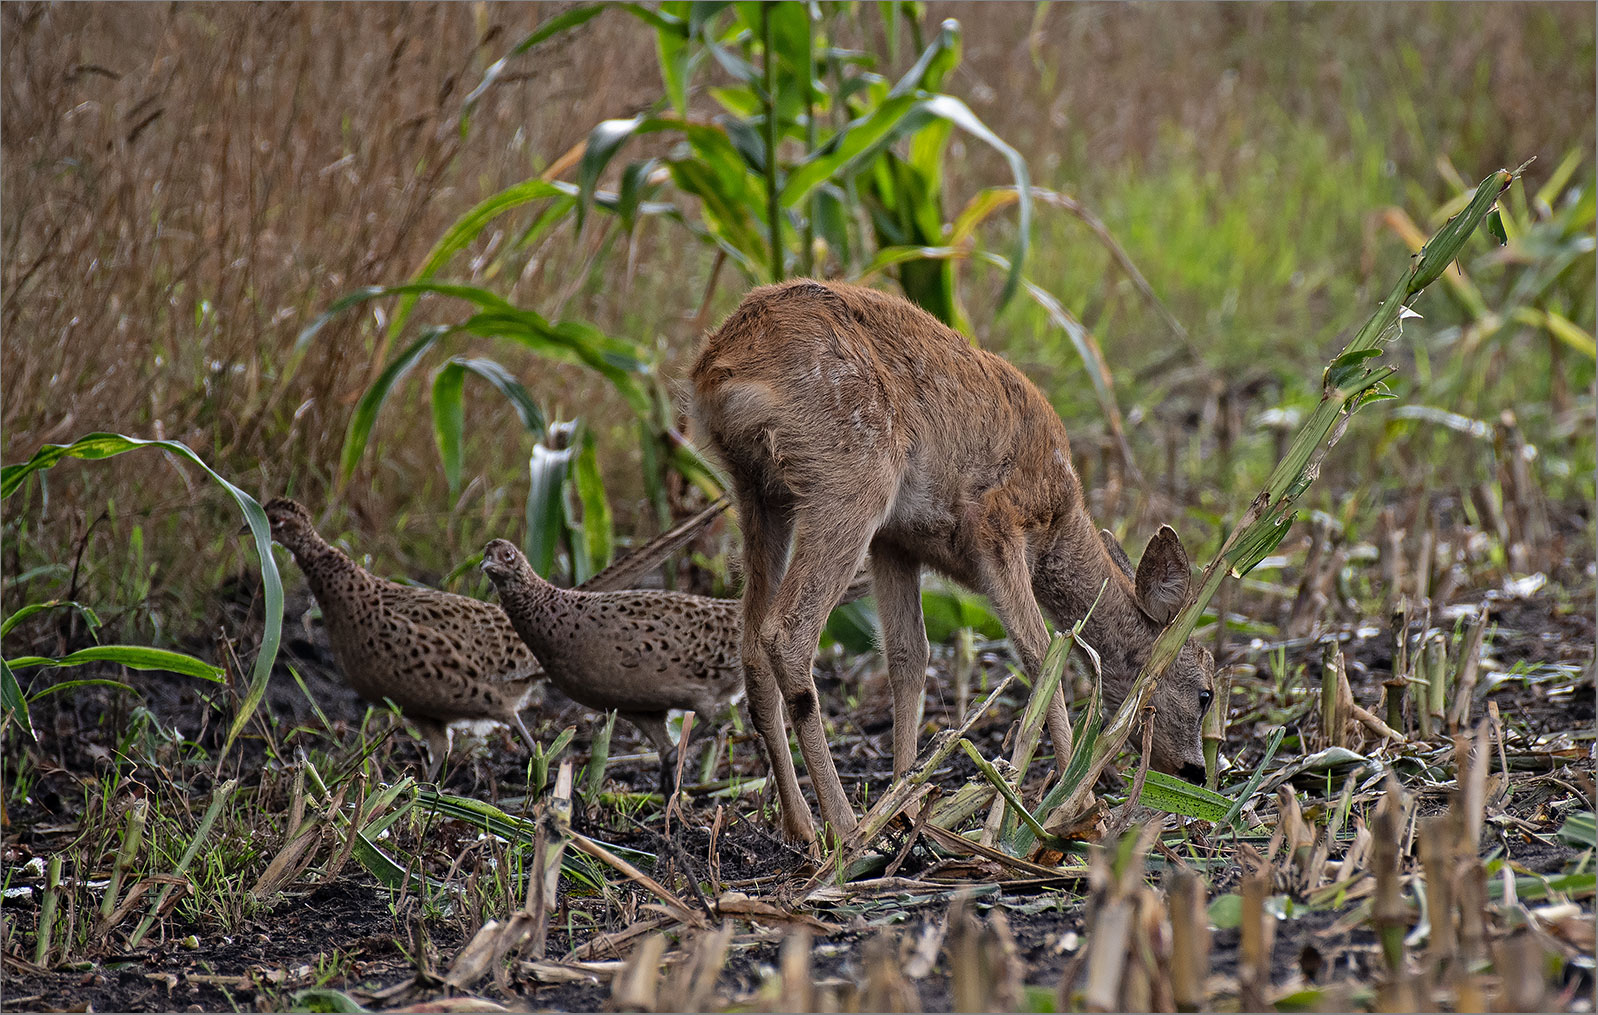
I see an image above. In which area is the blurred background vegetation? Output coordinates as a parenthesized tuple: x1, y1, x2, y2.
(3, 1, 1593, 639)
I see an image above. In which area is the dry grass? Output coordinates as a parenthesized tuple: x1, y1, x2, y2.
(5, 5, 1590, 602)
(2, 3, 688, 605)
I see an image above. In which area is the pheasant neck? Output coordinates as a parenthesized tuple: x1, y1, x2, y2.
(285, 532, 366, 604)
(495, 570, 559, 649)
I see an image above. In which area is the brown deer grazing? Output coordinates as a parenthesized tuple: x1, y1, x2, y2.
(690, 279, 1215, 843)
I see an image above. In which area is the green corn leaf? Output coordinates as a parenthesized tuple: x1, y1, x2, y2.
(812, 185, 852, 270)
(656, 13, 691, 113)
(666, 158, 767, 273)
(685, 1, 729, 37)
(411, 786, 650, 891)
(287, 988, 370, 1014)
(637, 419, 669, 533)
(390, 179, 575, 339)
(704, 29, 762, 85)
(1, 599, 102, 640)
(617, 158, 659, 233)
(920, 582, 1003, 643)
(293, 285, 391, 355)
(852, 244, 965, 282)
(431, 360, 467, 497)
(821, 598, 878, 655)
(1557, 811, 1596, 849)
(1006, 654, 1103, 857)
(464, 4, 612, 109)
(721, 114, 768, 174)
(340, 326, 452, 481)
(1002, 629, 1076, 821)
(1137, 770, 1231, 821)
(785, 92, 1031, 308)
(919, 94, 1029, 309)
(2, 659, 34, 743)
(611, 2, 687, 35)
(456, 308, 651, 414)
(1323, 347, 1386, 392)
(387, 175, 678, 344)
(1409, 169, 1515, 293)
(427, 355, 550, 494)
(1486, 208, 1508, 246)
(7, 645, 223, 683)
(1019, 277, 1127, 461)
(1225, 511, 1297, 579)
(19, 678, 135, 703)
(887, 16, 960, 98)
(1218, 726, 1286, 832)
(454, 357, 546, 435)
(528, 432, 577, 580)
(572, 429, 614, 579)
(1487, 870, 1596, 904)
(759, 0, 810, 76)
(0, 433, 282, 760)
(547, 725, 577, 759)
(312, 281, 654, 477)
(579, 116, 648, 230)
(781, 93, 922, 207)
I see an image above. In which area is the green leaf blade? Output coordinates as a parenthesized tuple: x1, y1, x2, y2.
(432, 361, 467, 496)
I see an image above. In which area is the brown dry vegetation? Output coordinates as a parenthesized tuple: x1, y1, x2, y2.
(4, 3, 1592, 590)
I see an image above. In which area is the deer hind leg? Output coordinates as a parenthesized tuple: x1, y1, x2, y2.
(870, 547, 928, 779)
(733, 490, 817, 843)
(757, 489, 893, 841)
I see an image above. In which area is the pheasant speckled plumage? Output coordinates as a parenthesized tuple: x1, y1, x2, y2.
(265, 498, 540, 776)
(264, 497, 730, 777)
(480, 537, 744, 792)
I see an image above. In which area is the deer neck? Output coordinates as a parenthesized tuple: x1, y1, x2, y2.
(1031, 510, 1153, 708)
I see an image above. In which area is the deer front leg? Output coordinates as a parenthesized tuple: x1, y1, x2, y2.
(976, 536, 1076, 840)
(870, 548, 928, 779)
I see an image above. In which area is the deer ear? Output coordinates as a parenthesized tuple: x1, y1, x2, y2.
(1099, 529, 1136, 580)
(1134, 525, 1190, 626)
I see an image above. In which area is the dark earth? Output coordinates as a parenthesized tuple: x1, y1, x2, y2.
(3, 552, 1594, 1012)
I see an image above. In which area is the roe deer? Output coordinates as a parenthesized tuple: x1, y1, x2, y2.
(690, 279, 1215, 843)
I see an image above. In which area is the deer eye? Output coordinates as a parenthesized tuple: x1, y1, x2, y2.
(1198, 689, 1213, 714)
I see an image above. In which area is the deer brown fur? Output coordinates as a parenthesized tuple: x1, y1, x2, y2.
(690, 279, 1215, 843)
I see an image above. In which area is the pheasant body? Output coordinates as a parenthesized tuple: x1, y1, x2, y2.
(481, 538, 744, 791)
(266, 499, 538, 775)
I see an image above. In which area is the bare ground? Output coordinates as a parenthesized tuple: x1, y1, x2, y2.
(3, 565, 1594, 1012)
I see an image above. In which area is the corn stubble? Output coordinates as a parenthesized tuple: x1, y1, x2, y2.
(409, 723, 1549, 1013)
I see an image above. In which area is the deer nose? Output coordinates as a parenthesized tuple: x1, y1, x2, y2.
(1178, 763, 1207, 785)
